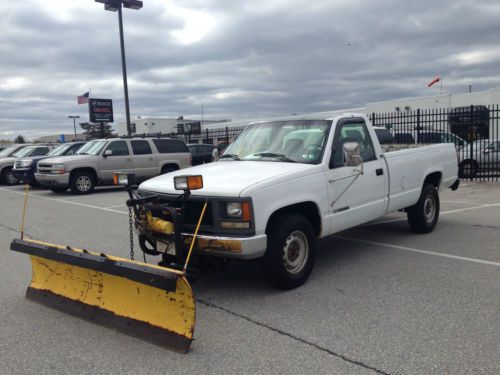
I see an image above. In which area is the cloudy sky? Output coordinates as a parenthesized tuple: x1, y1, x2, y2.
(1, 0, 499, 140)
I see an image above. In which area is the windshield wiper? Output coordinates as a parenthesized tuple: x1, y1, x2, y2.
(253, 152, 296, 162)
(219, 153, 241, 160)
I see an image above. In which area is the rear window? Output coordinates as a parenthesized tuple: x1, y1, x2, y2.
(153, 139, 189, 153)
(131, 140, 152, 155)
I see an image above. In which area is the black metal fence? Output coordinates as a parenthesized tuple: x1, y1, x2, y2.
(371, 105, 500, 182)
(173, 105, 500, 182)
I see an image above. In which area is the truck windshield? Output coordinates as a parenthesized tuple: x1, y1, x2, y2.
(221, 120, 331, 164)
(77, 140, 107, 155)
(0, 145, 19, 157)
(13, 146, 36, 158)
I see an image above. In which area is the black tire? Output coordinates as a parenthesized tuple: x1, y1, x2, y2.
(459, 160, 478, 178)
(29, 180, 39, 188)
(262, 214, 316, 290)
(407, 184, 440, 233)
(69, 171, 95, 194)
(1, 168, 19, 185)
(50, 186, 68, 193)
(161, 165, 178, 174)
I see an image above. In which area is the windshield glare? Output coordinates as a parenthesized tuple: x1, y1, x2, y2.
(13, 146, 35, 158)
(222, 120, 331, 164)
(0, 145, 19, 157)
(77, 140, 107, 155)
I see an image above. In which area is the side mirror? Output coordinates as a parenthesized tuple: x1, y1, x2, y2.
(343, 142, 362, 166)
(104, 149, 113, 157)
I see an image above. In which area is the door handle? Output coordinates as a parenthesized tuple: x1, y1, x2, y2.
(376, 168, 383, 176)
(126, 158, 132, 162)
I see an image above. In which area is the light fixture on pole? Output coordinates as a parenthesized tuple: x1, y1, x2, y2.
(68, 115, 80, 140)
(95, 0, 143, 136)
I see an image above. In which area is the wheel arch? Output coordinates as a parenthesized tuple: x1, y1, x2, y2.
(161, 163, 180, 173)
(265, 201, 322, 237)
(423, 171, 442, 189)
(70, 167, 98, 182)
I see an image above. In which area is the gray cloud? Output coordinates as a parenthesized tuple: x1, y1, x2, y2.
(1, 0, 499, 139)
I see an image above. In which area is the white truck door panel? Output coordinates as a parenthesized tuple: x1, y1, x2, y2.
(326, 118, 388, 233)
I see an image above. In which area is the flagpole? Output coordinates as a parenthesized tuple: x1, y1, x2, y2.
(440, 77, 443, 95)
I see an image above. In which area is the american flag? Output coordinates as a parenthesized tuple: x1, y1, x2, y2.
(77, 92, 89, 105)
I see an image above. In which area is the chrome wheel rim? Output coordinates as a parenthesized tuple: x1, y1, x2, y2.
(75, 175, 92, 192)
(424, 194, 436, 223)
(283, 230, 309, 274)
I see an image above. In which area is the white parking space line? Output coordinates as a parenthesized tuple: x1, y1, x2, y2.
(441, 200, 489, 206)
(0, 187, 127, 216)
(336, 235, 500, 267)
(103, 204, 127, 209)
(363, 202, 500, 226)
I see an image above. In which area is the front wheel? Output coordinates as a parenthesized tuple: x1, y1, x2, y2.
(2, 169, 19, 185)
(407, 184, 440, 233)
(262, 214, 316, 290)
(69, 172, 95, 194)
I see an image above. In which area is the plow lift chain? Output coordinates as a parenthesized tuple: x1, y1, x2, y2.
(128, 204, 135, 261)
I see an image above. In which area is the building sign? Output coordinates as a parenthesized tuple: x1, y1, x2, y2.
(89, 98, 114, 123)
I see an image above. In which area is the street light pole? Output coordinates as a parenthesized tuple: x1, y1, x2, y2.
(68, 115, 80, 141)
(95, 0, 143, 136)
(117, 3, 132, 136)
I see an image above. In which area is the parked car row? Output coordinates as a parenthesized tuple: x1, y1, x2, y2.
(0, 138, 223, 194)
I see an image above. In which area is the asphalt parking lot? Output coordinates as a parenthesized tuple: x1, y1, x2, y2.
(0, 182, 499, 374)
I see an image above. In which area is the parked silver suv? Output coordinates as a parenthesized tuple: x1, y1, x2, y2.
(35, 137, 191, 194)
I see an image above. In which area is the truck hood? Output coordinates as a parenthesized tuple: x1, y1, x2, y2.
(139, 161, 317, 197)
(0, 156, 15, 167)
(39, 155, 92, 164)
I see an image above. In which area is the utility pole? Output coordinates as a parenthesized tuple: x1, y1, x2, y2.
(68, 115, 80, 141)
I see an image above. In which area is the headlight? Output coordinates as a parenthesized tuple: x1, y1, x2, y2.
(52, 164, 66, 174)
(18, 160, 33, 168)
(226, 202, 242, 217)
(225, 202, 251, 220)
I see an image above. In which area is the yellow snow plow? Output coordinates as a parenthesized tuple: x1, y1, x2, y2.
(10, 173, 208, 353)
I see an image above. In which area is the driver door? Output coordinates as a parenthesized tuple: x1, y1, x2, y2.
(326, 118, 388, 233)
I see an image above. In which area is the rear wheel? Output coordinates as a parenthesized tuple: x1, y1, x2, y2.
(70, 172, 95, 194)
(407, 184, 440, 233)
(263, 214, 316, 290)
(2, 168, 19, 185)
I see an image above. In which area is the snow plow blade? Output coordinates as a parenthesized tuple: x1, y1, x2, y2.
(10, 238, 195, 353)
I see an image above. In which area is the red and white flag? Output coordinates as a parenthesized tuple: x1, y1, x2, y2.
(427, 77, 440, 87)
(77, 92, 89, 104)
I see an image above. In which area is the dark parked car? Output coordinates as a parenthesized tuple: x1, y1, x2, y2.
(187, 143, 217, 165)
(13, 142, 85, 186)
(373, 127, 396, 144)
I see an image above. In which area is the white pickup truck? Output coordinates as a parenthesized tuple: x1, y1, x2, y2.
(138, 114, 459, 289)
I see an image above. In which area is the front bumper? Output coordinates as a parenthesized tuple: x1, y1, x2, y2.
(34, 172, 70, 188)
(184, 232, 267, 259)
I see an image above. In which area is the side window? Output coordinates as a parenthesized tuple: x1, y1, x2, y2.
(332, 121, 376, 168)
(131, 140, 152, 155)
(105, 141, 129, 156)
(153, 139, 189, 153)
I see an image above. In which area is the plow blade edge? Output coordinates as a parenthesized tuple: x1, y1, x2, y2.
(10, 238, 195, 353)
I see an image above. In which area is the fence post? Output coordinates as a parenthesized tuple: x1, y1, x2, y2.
(469, 105, 474, 181)
(416, 109, 421, 143)
(370, 113, 375, 125)
(225, 126, 229, 142)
